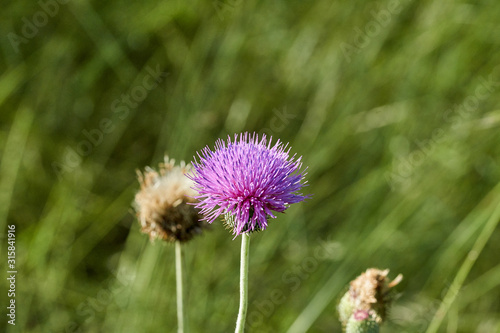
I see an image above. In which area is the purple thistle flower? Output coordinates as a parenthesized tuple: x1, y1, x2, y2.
(188, 132, 308, 236)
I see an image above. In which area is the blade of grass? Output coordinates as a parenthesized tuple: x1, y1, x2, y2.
(0, 106, 34, 254)
(425, 191, 500, 333)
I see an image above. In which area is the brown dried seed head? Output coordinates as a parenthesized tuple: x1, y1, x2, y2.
(134, 156, 207, 242)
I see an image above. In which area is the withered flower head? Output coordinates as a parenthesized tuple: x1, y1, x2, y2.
(134, 156, 206, 242)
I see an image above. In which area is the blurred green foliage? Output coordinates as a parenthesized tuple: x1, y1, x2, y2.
(1, 0, 500, 332)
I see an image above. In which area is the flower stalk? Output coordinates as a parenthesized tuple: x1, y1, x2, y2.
(235, 234, 250, 333)
(176, 241, 185, 333)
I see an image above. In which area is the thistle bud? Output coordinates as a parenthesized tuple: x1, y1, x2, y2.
(337, 268, 402, 332)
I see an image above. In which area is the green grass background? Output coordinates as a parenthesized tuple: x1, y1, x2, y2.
(1, 0, 500, 332)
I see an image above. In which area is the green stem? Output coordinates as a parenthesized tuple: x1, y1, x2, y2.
(176, 241, 185, 333)
(235, 234, 250, 333)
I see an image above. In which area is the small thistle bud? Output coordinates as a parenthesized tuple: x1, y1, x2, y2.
(134, 156, 207, 242)
(338, 268, 402, 331)
(345, 310, 380, 333)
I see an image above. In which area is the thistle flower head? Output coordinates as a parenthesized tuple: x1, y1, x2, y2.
(134, 156, 206, 242)
(188, 132, 308, 236)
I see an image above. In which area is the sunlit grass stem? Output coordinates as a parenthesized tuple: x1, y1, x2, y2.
(425, 200, 500, 333)
(235, 234, 250, 333)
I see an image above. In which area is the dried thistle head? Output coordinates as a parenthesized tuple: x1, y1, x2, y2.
(338, 268, 403, 330)
(134, 156, 207, 242)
